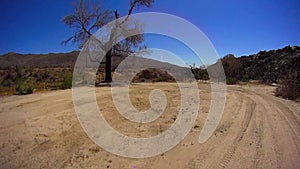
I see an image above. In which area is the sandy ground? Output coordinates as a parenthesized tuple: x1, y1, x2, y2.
(0, 83, 299, 169)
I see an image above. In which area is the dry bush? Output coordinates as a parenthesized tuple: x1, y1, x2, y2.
(275, 73, 300, 100)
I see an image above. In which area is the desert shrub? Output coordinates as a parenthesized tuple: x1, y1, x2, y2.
(191, 68, 209, 80)
(36, 69, 50, 82)
(1, 80, 12, 87)
(1, 68, 16, 87)
(135, 78, 146, 82)
(275, 83, 300, 100)
(15, 83, 34, 95)
(61, 73, 73, 89)
(226, 77, 237, 85)
(15, 65, 23, 80)
(241, 75, 250, 82)
(152, 77, 164, 82)
(153, 75, 175, 82)
(1, 78, 14, 87)
(133, 68, 175, 82)
(275, 73, 300, 100)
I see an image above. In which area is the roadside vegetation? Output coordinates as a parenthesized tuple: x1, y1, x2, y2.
(0, 66, 74, 96)
(0, 46, 299, 100)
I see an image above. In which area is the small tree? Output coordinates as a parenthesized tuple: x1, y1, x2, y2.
(62, 0, 154, 82)
(189, 64, 209, 81)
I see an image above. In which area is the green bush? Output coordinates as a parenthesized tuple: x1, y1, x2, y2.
(1, 79, 13, 87)
(61, 74, 73, 89)
(15, 83, 34, 95)
(226, 77, 237, 85)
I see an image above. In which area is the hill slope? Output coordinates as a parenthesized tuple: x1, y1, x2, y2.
(0, 51, 79, 69)
(237, 45, 300, 83)
(219, 45, 300, 99)
(220, 46, 299, 83)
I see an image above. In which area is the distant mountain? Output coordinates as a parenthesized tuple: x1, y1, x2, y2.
(0, 51, 79, 69)
(0, 51, 191, 82)
(0, 50, 188, 69)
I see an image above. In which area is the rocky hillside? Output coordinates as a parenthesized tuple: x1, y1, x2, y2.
(220, 45, 300, 99)
(221, 45, 300, 83)
(238, 46, 300, 83)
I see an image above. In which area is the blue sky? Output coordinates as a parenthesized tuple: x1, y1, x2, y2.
(0, 0, 299, 65)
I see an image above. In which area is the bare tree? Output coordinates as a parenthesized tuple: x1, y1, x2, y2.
(62, 0, 154, 82)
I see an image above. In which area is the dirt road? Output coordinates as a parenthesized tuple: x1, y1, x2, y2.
(0, 83, 299, 169)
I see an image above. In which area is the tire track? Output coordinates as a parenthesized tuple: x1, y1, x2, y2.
(184, 91, 245, 169)
(237, 90, 265, 169)
(248, 89, 300, 155)
(237, 87, 282, 168)
(238, 86, 300, 168)
(216, 93, 256, 169)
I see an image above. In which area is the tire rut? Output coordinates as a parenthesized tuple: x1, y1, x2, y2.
(216, 93, 256, 169)
(250, 90, 300, 155)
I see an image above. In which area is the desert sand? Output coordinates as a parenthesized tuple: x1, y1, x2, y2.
(0, 83, 299, 169)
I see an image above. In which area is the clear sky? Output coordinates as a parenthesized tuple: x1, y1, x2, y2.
(1, 0, 299, 64)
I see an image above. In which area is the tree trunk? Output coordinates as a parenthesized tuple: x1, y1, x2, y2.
(104, 54, 112, 83)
